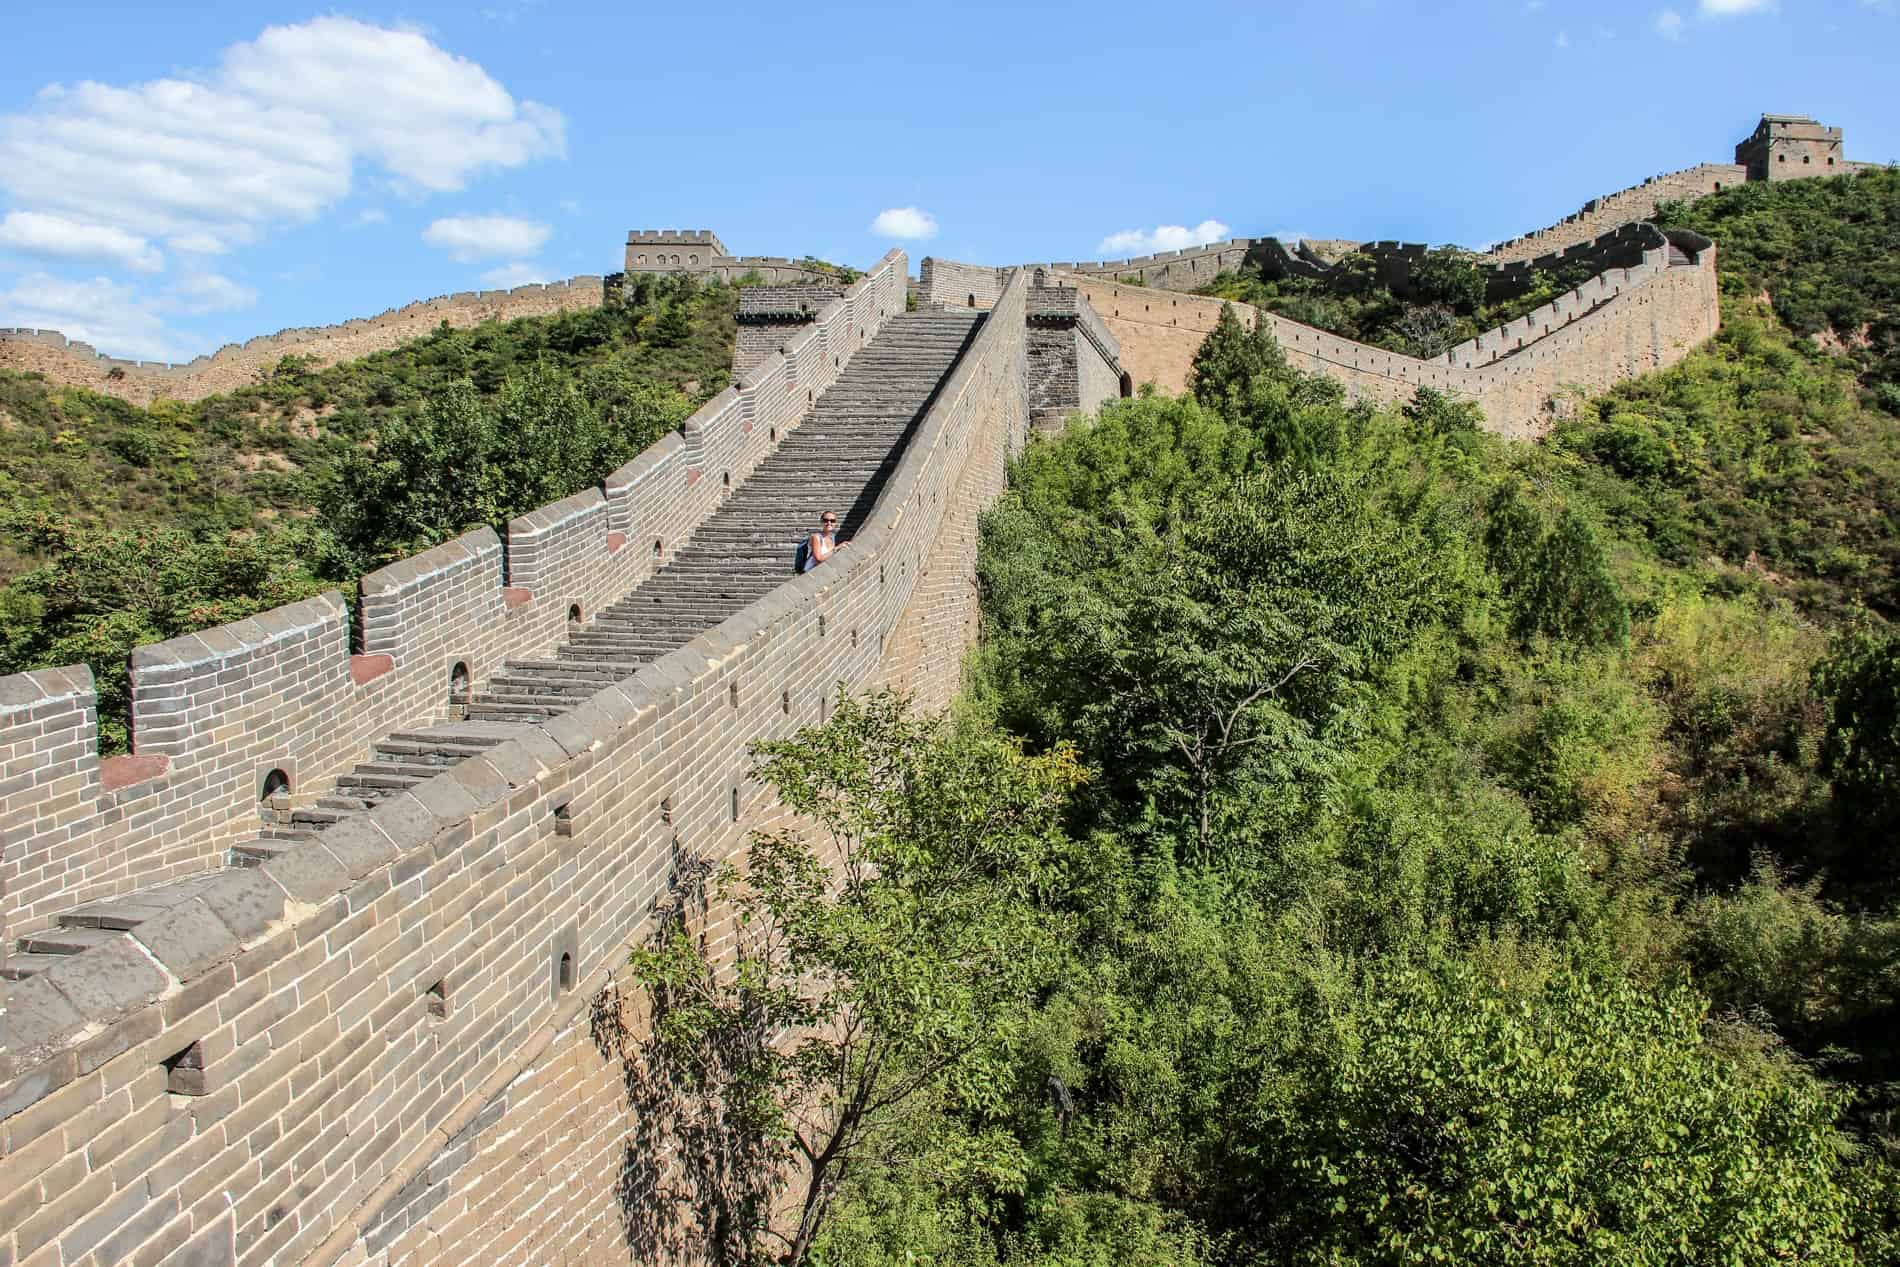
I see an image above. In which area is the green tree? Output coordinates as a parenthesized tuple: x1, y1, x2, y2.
(630, 692, 1085, 1266)
(1267, 960, 1868, 1266)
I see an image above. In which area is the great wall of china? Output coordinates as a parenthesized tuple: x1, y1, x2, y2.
(0, 113, 1871, 1267)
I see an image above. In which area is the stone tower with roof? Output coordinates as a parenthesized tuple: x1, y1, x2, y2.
(1735, 114, 1848, 182)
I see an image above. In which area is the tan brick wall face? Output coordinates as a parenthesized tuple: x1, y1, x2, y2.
(0, 255, 907, 941)
(0, 278, 607, 406)
(0, 252, 1025, 1267)
(1064, 232, 1718, 441)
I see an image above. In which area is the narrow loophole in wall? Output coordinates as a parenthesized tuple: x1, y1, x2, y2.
(851, 627, 859, 648)
(729, 681, 740, 710)
(769, 427, 777, 443)
(552, 800, 574, 838)
(425, 978, 448, 1020)
(557, 952, 575, 993)
(781, 688, 791, 715)
(722, 471, 731, 491)
(1119, 371, 1134, 399)
(660, 795, 673, 825)
(817, 614, 827, 637)
(807, 389, 814, 405)
(652, 538, 663, 560)
(164, 1041, 207, 1097)
(259, 768, 291, 824)
(730, 786, 741, 822)
(568, 604, 583, 633)
(967, 293, 976, 308)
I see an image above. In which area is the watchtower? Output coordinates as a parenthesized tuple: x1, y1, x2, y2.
(1735, 114, 1846, 182)
(624, 229, 728, 273)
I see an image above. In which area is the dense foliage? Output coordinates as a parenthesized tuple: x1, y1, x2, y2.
(645, 217, 1900, 1258)
(0, 272, 732, 749)
(1199, 245, 1597, 360)
(1656, 167, 1900, 402)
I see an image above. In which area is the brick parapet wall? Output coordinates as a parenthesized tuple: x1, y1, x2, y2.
(1486, 163, 1750, 262)
(1052, 239, 1261, 290)
(0, 252, 907, 947)
(0, 277, 608, 406)
(1061, 226, 1718, 440)
(919, 257, 1009, 310)
(0, 264, 1020, 1267)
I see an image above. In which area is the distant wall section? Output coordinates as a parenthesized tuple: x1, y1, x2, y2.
(1063, 225, 1719, 441)
(0, 276, 608, 406)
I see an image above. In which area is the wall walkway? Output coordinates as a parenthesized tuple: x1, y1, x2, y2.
(1058, 224, 1718, 440)
(0, 259, 1055, 1267)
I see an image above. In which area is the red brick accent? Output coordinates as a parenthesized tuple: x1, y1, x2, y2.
(503, 587, 534, 609)
(100, 753, 170, 791)
(349, 654, 395, 685)
(607, 532, 628, 553)
(687, 468, 703, 487)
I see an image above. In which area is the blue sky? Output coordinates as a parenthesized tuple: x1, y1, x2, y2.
(1, 0, 1894, 361)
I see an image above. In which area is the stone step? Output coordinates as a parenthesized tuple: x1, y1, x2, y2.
(230, 837, 299, 868)
(2, 952, 72, 981)
(19, 925, 122, 957)
(505, 658, 647, 679)
(372, 738, 501, 765)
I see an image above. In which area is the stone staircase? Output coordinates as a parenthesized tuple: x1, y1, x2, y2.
(3, 309, 982, 980)
(469, 308, 982, 724)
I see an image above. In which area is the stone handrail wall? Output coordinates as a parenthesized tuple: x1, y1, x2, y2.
(0, 251, 907, 947)
(1051, 238, 1263, 290)
(1487, 163, 1749, 262)
(0, 277, 609, 405)
(919, 257, 1011, 309)
(0, 263, 1022, 1267)
(1060, 224, 1718, 440)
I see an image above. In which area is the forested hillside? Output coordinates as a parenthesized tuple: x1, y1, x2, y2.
(0, 273, 733, 750)
(633, 178, 1900, 1265)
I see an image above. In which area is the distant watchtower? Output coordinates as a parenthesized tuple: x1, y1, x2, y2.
(1736, 115, 1846, 182)
(625, 229, 728, 273)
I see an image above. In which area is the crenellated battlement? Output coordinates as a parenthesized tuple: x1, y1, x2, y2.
(1050, 218, 1718, 440)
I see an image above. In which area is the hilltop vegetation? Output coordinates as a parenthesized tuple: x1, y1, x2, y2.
(629, 176, 1900, 1265)
(1656, 166, 1900, 403)
(0, 272, 734, 749)
(1198, 244, 1598, 360)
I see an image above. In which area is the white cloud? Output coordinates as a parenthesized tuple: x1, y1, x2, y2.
(1555, 28, 1571, 45)
(0, 210, 164, 272)
(423, 215, 551, 261)
(1699, 0, 1776, 12)
(1655, 8, 1687, 37)
(168, 231, 227, 255)
(166, 272, 258, 315)
(480, 261, 549, 287)
(0, 17, 564, 258)
(870, 207, 939, 241)
(354, 209, 388, 227)
(0, 273, 180, 361)
(1096, 219, 1232, 256)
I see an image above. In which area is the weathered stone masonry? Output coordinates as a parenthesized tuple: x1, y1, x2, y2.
(0, 259, 1119, 1267)
(1060, 224, 1719, 440)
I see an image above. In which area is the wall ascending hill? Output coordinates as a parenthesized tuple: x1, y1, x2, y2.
(0, 276, 606, 404)
(1058, 225, 1720, 440)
